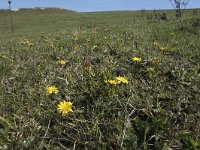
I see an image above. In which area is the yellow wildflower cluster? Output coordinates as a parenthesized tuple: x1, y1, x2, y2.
(153, 41, 168, 52)
(46, 60, 75, 116)
(21, 39, 34, 46)
(46, 85, 73, 116)
(105, 76, 128, 85)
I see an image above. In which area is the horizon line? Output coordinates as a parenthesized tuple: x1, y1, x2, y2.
(0, 7, 200, 13)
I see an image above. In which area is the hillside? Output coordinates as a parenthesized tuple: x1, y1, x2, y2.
(0, 8, 81, 38)
(0, 8, 199, 38)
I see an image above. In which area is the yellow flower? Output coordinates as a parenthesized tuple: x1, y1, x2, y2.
(87, 38, 91, 42)
(93, 45, 98, 49)
(21, 40, 34, 46)
(49, 44, 54, 48)
(105, 79, 118, 85)
(58, 60, 66, 65)
(46, 85, 58, 95)
(62, 32, 67, 35)
(84, 65, 92, 71)
(132, 57, 142, 63)
(28, 42, 34, 47)
(0, 55, 13, 62)
(147, 67, 155, 76)
(152, 59, 161, 66)
(57, 100, 73, 116)
(153, 42, 159, 46)
(115, 76, 128, 84)
(160, 47, 167, 52)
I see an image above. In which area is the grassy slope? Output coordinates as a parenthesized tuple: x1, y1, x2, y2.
(0, 9, 197, 37)
(0, 8, 200, 149)
(0, 9, 83, 38)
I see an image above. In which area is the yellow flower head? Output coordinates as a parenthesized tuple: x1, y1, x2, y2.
(153, 42, 159, 46)
(160, 47, 167, 52)
(115, 76, 128, 84)
(147, 67, 155, 76)
(152, 59, 161, 66)
(58, 60, 66, 65)
(104, 79, 118, 85)
(0, 55, 13, 62)
(132, 57, 142, 63)
(87, 38, 91, 42)
(93, 45, 98, 49)
(21, 40, 34, 46)
(49, 44, 54, 48)
(57, 100, 73, 116)
(46, 85, 58, 95)
(84, 65, 92, 72)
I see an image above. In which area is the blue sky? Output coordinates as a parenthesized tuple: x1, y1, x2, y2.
(0, 0, 200, 12)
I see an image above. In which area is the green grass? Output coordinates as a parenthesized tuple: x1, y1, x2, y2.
(0, 8, 200, 149)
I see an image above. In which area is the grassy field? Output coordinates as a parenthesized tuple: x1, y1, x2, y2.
(0, 8, 200, 149)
